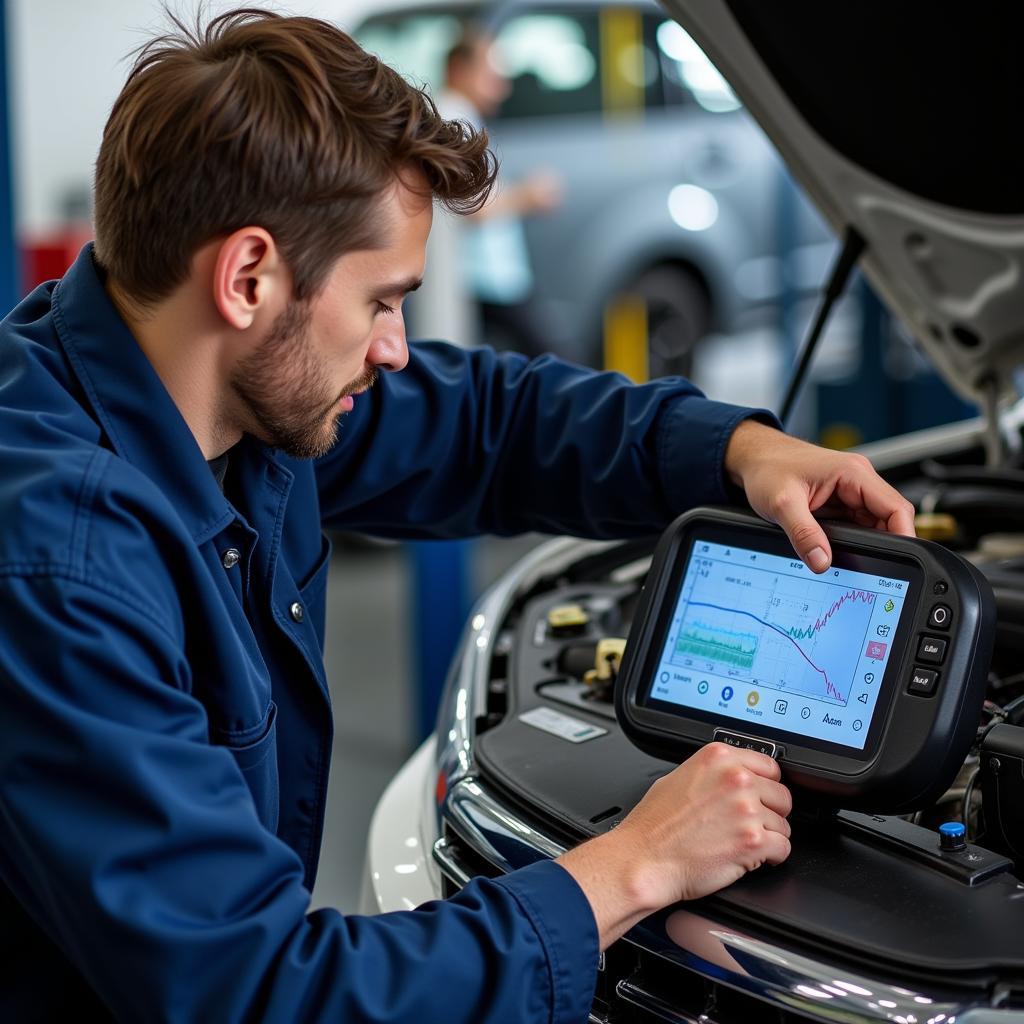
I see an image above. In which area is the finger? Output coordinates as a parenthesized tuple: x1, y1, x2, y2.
(761, 830, 792, 867)
(756, 777, 793, 819)
(817, 501, 881, 530)
(771, 489, 832, 572)
(711, 744, 782, 781)
(834, 463, 916, 537)
(761, 808, 792, 840)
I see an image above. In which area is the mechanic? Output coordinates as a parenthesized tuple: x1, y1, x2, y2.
(438, 27, 563, 357)
(0, 9, 915, 1023)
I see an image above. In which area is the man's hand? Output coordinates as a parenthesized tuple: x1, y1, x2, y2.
(557, 743, 791, 949)
(724, 419, 916, 573)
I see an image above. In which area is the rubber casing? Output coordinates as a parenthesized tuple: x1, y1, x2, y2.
(615, 507, 995, 812)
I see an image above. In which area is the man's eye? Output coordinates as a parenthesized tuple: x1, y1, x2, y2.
(375, 301, 396, 316)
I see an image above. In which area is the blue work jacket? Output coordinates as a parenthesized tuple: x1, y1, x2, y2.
(0, 246, 769, 1022)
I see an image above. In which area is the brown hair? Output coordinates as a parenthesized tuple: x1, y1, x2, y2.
(94, 6, 497, 306)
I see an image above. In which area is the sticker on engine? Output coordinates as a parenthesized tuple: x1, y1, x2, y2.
(518, 706, 607, 743)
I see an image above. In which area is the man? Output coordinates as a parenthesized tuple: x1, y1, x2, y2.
(0, 9, 914, 1022)
(434, 28, 561, 355)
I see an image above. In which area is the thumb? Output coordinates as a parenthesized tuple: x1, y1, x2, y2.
(772, 495, 832, 573)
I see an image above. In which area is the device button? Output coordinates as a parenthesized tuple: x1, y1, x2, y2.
(908, 667, 939, 696)
(928, 604, 953, 630)
(917, 635, 947, 664)
(712, 729, 780, 759)
(939, 821, 967, 852)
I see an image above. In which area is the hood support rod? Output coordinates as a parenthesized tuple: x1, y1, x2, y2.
(779, 226, 866, 427)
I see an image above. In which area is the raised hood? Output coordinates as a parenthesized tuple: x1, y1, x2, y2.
(660, 1, 1024, 408)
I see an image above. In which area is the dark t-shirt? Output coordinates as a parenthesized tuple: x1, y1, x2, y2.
(208, 451, 230, 490)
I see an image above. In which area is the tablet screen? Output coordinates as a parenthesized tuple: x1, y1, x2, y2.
(646, 537, 911, 751)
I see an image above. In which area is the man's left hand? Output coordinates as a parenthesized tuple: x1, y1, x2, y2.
(724, 420, 916, 573)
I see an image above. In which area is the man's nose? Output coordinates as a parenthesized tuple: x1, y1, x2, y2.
(367, 318, 409, 373)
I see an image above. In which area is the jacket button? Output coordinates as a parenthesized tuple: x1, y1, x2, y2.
(221, 548, 241, 569)
(289, 601, 304, 623)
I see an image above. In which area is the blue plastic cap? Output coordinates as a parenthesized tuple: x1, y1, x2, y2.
(939, 821, 966, 838)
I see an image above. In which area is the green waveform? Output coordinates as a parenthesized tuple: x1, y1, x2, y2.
(676, 623, 758, 669)
(786, 623, 816, 640)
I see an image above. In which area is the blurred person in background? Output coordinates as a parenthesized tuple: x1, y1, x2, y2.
(440, 29, 562, 356)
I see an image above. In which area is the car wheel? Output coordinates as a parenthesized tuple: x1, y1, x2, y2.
(624, 267, 711, 380)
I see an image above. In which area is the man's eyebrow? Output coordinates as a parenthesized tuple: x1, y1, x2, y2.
(372, 277, 423, 298)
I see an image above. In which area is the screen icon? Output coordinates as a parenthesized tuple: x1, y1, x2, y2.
(721, 686, 734, 702)
(746, 691, 760, 707)
(774, 699, 788, 714)
(697, 680, 709, 695)
(866, 641, 887, 660)
(853, 719, 863, 732)
(800, 706, 811, 719)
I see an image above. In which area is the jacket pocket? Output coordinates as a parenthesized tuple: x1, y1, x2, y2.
(223, 701, 280, 835)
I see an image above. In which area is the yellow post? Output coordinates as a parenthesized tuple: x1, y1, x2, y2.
(600, 8, 644, 119)
(603, 293, 649, 382)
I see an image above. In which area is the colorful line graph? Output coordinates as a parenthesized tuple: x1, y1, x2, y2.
(679, 588, 877, 704)
(784, 589, 875, 639)
(676, 623, 759, 669)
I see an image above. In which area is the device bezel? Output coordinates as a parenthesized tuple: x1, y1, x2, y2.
(618, 513, 936, 780)
(633, 519, 923, 765)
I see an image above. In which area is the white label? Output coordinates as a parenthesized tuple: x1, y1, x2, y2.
(518, 706, 607, 743)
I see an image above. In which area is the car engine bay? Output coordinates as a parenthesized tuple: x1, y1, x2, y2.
(436, 420, 1024, 1019)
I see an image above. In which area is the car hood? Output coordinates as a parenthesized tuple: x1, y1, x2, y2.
(660, 0, 1024, 407)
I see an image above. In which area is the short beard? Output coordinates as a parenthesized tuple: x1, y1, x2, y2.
(231, 301, 374, 460)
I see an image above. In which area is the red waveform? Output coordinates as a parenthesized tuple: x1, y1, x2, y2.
(809, 589, 875, 635)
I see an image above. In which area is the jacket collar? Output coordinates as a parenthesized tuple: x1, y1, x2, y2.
(51, 244, 256, 543)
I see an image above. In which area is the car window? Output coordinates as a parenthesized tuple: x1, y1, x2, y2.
(356, 10, 468, 88)
(654, 17, 739, 112)
(354, 5, 740, 120)
(494, 8, 675, 119)
(493, 11, 602, 118)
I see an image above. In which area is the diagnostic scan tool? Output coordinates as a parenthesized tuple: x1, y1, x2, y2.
(616, 507, 995, 811)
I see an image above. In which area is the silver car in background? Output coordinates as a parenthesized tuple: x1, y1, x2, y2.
(355, 0, 832, 376)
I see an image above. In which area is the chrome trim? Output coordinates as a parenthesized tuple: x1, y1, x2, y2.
(615, 978, 706, 1024)
(432, 536, 616, 832)
(431, 837, 473, 888)
(442, 775, 1008, 1024)
(445, 778, 565, 869)
(646, 914, 966, 1024)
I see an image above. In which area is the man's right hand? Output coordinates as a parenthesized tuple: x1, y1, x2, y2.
(556, 742, 792, 949)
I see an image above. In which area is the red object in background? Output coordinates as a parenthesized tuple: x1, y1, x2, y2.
(20, 225, 94, 294)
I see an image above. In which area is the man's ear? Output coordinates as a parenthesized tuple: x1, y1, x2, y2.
(211, 228, 286, 330)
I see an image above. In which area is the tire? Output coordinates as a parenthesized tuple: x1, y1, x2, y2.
(624, 266, 711, 379)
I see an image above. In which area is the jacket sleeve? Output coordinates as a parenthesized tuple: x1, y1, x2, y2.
(314, 342, 778, 538)
(0, 569, 598, 1024)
